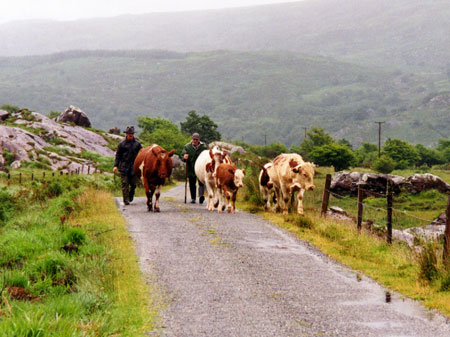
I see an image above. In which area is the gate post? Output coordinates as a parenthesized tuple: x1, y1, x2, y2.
(357, 185, 364, 231)
(443, 195, 450, 268)
(321, 174, 332, 217)
(386, 179, 393, 244)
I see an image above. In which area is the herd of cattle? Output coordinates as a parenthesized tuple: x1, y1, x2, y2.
(133, 144, 316, 215)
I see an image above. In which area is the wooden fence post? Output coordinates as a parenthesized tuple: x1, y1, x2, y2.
(19, 172, 22, 185)
(31, 173, 34, 181)
(87, 165, 90, 174)
(43, 171, 45, 178)
(321, 174, 332, 217)
(443, 195, 450, 268)
(357, 185, 364, 231)
(386, 179, 393, 244)
(52, 172, 55, 177)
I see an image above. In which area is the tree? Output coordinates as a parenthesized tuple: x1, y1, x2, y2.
(249, 142, 288, 159)
(354, 142, 378, 167)
(337, 138, 352, 150)
(299, 127, 334, 160)
(137, 116, 189, 155)
(180, 110, 221, 144)
(371, 155, 396, 174)
(382, 138, 420, 168)
(437, 139, 450, 163)
(308, 143, 356, 171)
(415, 144, 444, 167)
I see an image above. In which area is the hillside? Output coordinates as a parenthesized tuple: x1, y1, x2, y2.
(0, 50, 448, 147)
(0, 0, 449, 70)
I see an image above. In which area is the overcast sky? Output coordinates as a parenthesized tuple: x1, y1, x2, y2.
(0, 0, 302, 24)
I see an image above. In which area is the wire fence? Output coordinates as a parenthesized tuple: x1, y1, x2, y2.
(321, 174, 450, 245)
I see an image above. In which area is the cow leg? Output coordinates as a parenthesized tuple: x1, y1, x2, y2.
(205, 178, 215, 211)
(147, 184, 156, 212)
(143, 178, 152, 212)
(217, 186, 224, 213)
(154, 185, 162, 212)
(281, 185, 290, 215)
(297, 189, 305, 215)
(226, 190, 232, 214)
(231, 191, 237, 214)
(273, 186, 282, 213)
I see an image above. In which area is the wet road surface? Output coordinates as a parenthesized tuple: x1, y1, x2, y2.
(117, 184, 450, 337)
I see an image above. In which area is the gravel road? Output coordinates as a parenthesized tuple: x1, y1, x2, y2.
(117, 184, 450, 337)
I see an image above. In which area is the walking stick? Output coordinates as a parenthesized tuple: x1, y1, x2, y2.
(184, 162, 188, 204)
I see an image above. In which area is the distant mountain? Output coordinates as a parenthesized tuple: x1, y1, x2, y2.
(0, 50, 448, 147)
(0, 0, 449, 69)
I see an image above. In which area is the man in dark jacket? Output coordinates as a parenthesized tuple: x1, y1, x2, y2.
(181, 132, 208, 203)
(113, 126, 142, 205)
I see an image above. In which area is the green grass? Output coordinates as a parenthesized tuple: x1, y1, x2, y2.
(0, 173, 158, 336)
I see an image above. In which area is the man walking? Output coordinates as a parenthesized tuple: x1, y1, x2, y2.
(182, 132, 207, 203)
(113, 126, 142, 205)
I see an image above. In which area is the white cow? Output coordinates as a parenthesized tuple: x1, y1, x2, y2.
(194, 146, 231, 211)
(269, 153, 315, 215)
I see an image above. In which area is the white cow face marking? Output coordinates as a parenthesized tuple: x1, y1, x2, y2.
(234, 169, 245, 188)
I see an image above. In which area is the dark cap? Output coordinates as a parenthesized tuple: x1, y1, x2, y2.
(192, 133, 200, 140)
(125, 126, 135, 134)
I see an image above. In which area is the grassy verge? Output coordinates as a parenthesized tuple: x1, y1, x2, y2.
(0, 173, 159, 336)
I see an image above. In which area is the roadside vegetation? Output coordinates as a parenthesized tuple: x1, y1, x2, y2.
(0, 171, 158, 336)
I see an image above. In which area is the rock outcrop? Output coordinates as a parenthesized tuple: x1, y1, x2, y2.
(0, 110, 119, 172)
(209, 141, 246, 155)
(56, 105, 91, 127)
(109, 127, 121, 135)
(330, 171, 449, 196)
(0, 110, 9, 121)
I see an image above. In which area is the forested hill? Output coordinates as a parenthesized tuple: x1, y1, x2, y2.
(0, 0, 449, 69)
(0, 50, 448, 147)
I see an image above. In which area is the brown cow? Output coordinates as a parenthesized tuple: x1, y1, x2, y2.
(215, 163, 245, 214)
(133, 144, 175, 212)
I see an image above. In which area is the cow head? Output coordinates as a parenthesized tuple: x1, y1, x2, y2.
(152, 147, 175, 180)
(233, 168, 246, 188)
(289, 159, 315, 191)
(260, 163, 274, 189)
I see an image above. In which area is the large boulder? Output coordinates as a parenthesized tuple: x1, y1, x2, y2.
(109, 127, 120, 135)
(330, 171, 405, 196)
(0, 110, 9, 121)
(209, 141, 246, 155)
(56, 105, 91, 127)
(405, 173, 450, 194)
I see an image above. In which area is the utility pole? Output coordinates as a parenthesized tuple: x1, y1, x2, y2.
(374, 121, 385, 158)
(303, 127, 308, 141)
(264, 133, 267, 146)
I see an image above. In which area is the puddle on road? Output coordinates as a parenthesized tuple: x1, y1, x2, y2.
(239, 237, 308, 255)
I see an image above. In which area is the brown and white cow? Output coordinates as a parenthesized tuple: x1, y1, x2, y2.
(259, 162, 276, 211)
(215, 163, 245, 214)
(133, 144, 175, 212)
(270, 153, 315, 215)
(194, 146, 232, 211)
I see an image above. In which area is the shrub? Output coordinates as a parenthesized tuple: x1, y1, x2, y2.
(371, 155, 396, 174)
(64, 228, 86, 246)
(3, 148, 15, 166)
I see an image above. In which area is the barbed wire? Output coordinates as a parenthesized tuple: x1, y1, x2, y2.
(326, 188, 436, 223)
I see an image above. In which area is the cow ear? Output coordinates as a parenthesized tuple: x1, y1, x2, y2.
(209, 149, 214, 159)
(289, 159, 298, 168)
(242, 169, 245, 175)
(228, 168, 236, 174)
(168, 150, 175, 157)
